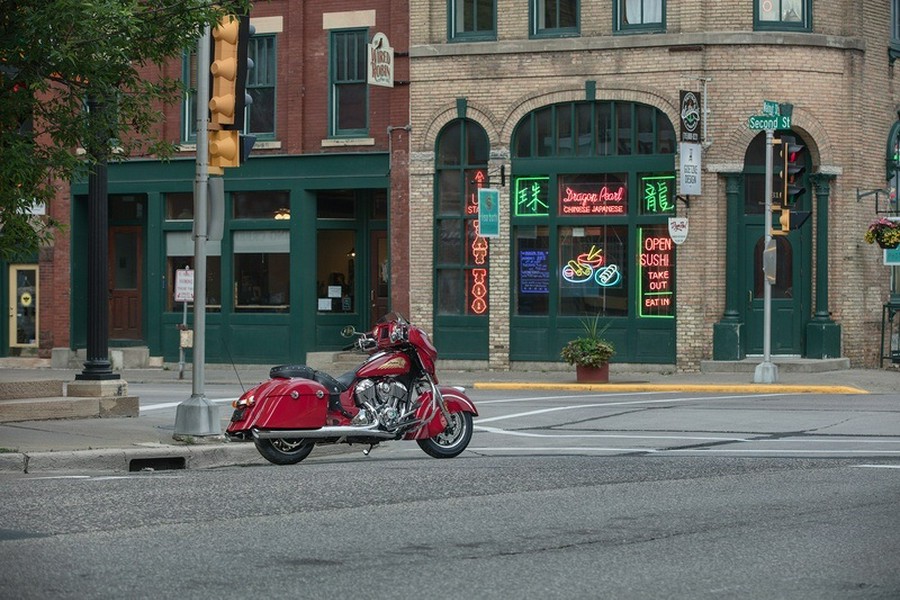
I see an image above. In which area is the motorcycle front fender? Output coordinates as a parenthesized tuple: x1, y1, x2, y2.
(225, 378, 329, 434)
(404, 387, 478, 440)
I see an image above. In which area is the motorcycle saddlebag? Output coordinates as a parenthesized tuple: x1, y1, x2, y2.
(241, 377, 329, 430)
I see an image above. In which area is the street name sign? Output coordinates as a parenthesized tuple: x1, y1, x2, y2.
(748, 114, 791, 130)
(762, 100, 780, 116)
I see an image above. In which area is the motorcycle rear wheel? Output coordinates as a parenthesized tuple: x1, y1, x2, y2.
(254, 438, 315, 465)
(417, 411, 473, 458)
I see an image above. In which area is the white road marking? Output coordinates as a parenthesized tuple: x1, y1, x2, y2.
(139, 397, 237, 413)
(475, 425, 748, 442)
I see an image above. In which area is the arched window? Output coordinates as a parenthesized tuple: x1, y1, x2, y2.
(434, 119, 491, 316)
(512, 100, 675, 158)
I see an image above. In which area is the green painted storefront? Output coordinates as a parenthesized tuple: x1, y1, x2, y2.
(70, 153, 390, 365)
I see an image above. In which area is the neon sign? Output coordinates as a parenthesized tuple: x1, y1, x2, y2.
(559, 183, 627, 216)
(514, 177, 550, 216)
(561, 245, 621, 287)
(468, 268, 488, 315)
(641, 175, 675, 215)
(638, 228, 675, 318)
(519, 250, 549, 294)
(465, 171, 489, 315)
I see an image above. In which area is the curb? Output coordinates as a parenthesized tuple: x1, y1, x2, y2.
(1, 440, 364, 473)
(472, 382, 870, 394)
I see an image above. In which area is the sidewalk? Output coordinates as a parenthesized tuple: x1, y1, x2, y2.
(0, 359, 896, 473)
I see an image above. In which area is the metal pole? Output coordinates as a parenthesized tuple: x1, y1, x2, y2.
(76, 97, 119, 381)
(174, 26, 219, 437)
(754, 128, 778, 383)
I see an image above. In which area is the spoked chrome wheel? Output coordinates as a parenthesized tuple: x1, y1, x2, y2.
(254, 437, 314, 465)
(416, 411, 473, 459)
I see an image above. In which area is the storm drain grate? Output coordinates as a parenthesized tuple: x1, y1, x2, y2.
(128, 457, 186, 472)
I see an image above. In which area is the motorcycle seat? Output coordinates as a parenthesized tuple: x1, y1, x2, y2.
(269, 364, 354, 394)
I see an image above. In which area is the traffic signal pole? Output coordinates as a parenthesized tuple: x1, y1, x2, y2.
(174, 25, 217, 437)
(754, 128, 778, 384)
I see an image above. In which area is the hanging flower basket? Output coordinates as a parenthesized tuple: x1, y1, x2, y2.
(864, 218, 900, 250)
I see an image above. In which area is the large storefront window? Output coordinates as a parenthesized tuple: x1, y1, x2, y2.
(165, 232, 222, 312)
(559, 225, 628, 316)
(510, 100, 676, 363)
(234, 231, 290, 312)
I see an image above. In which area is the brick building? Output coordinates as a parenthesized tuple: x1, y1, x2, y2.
(1, 1, 411, 366)
(407, 0, 900, 370)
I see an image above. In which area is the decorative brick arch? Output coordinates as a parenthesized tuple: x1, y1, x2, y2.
(418, 101, 502, 154)
(720, 106, 833, 169)
(501, 85, 680, 144)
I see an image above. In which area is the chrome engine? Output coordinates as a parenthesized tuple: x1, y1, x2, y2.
(352, 378, 409, 430)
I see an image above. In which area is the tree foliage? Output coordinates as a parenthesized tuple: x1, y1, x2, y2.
(0, 0, 251, 261)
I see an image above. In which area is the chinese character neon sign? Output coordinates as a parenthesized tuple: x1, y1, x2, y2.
(641, 175, 676, 215)
(514, 177, 549, 216)
(561, 244, 622, 287)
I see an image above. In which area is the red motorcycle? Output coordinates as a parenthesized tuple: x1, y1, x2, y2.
(226, 312, 478, 465)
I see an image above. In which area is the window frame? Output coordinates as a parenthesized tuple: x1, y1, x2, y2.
(433, 118, 492, 318)
(181, 51, 198, 143)
(245, 34, 277, 139)
(531, 0, 580, 39)
(613, 0, 666, 34)
(329, 28, 369, 138)
(448, 0, 497, 42)
(891, 0, 900, 62)
(753, 0, 812, 32)
(181, 33, 278, 143)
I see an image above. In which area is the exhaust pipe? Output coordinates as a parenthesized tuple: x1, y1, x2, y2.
(252, 423, 397, 441)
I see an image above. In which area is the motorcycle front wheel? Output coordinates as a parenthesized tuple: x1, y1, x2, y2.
(417, 411, 473, 459)
(254, 437, 315, 465)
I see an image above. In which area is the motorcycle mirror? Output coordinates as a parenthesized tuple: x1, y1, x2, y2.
(340, 325, 356, 338)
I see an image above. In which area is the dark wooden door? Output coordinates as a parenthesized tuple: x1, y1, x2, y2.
(108, 226, 142, 339)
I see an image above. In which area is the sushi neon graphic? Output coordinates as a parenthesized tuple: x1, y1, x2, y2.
(561, 245, 621, 287)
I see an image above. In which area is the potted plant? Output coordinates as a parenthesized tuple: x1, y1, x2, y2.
(560, 315, 615, 383)
(864, 217, 900, 250)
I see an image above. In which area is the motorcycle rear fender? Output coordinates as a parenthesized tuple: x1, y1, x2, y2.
(404, 387, 478, 440)
(225, 378, 329, 433)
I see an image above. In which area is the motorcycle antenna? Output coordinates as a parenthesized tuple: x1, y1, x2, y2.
(221, 337, 245, 393)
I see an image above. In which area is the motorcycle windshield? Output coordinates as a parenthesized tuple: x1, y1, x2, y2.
(376, 312, 408, 325)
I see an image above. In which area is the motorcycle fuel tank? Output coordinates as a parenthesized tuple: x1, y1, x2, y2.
(356, 351, 410, 378)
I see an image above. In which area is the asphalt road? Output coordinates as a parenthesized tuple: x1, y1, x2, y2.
(2, 387, 899, 598)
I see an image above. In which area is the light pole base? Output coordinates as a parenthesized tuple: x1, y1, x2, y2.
(173, 395, 221, 437)
(753, 361, 779, 384)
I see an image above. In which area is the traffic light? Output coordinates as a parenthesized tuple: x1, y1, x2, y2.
(781, 135, 806, 205)
(209, 16, 240, 128)
(777, 208, 811, 232)
(233, 17, 255, 132)
(771, 139, 784, 204)
(208, 129, 239, 174)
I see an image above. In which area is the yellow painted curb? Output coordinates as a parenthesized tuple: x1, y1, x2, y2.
(472, 382, 869, 394)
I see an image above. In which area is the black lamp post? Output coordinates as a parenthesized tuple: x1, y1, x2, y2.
(76, 96, 119, 381)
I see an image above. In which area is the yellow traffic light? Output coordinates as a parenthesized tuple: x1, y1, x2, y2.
(209, 16, 240, 127)
(209, 129, 239, 173)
